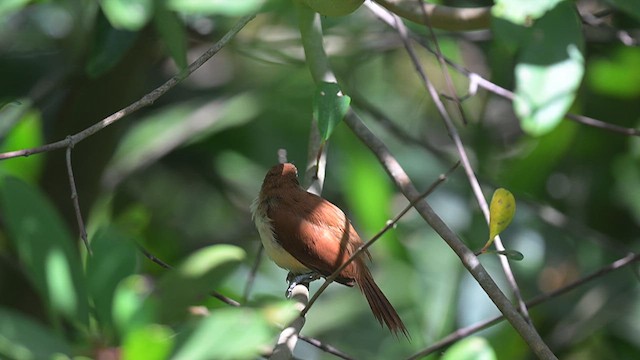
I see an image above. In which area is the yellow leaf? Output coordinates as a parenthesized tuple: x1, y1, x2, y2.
(483, 188, 516, 251)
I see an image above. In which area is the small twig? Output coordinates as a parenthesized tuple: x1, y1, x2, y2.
(0, 15, 256, 161)
(299, 336, 354, 360)
(407, 252, 640, 358)
(65, 138, 91, 255)
(303, 158, 459, 316)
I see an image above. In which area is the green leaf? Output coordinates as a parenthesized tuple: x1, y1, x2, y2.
(492, 0, 563, 25)
(0, 0, 30, 20)
(86, 14, 139, 78)
(511, 2, 584, 136)
(606, 0, 640, 22)
(495, 249, 525, 261)
(0, 307, 71, 359)
(166, 0, 265, 16)
(442, 337, 497, 360)
(156, 245, 245, 323)
(313, 82, 351, 141)
(588, 47, 640, 99)
(171, 303, 297, 360)
(0, 177, 89, 327)
(104, 95, 259, 187)
(122, 324, 174, 360)
(154, 6, 188, 70)
(86, 227, 139, 332)
(112, 275, 156, 336)
(100, 0, 154, 31)
(0, 108, 44, 182)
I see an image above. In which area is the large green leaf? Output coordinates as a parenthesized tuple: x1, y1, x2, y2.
(507, 1, 585, 136)
(171, 302, 298, 360)
(156, 244, 245, 323)
(0, 177, 89, 327)
(0, 307, 71, 359)
(86, 226, 139, 332)
(166, 0, 265, 16)
(100, 0, 154, 31)
(492, 0, 564, 25)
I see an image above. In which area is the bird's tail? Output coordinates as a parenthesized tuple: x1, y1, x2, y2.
(357, 268, 410, 339)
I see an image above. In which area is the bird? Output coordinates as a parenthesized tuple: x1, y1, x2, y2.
(251, 163, 408, 337)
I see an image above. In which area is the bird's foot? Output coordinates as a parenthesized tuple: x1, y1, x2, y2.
(285, 272, 320, 298)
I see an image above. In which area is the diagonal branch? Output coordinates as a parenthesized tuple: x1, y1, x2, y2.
(343, 110, 557, 359)
(373, 2, 533, 325)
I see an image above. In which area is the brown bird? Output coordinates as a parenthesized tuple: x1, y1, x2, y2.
(251, 163, 408, 337)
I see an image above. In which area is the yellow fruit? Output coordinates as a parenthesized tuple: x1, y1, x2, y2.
(302, 0, 365, 16)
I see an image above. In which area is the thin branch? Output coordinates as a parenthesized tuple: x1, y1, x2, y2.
(373, 0, 492, 31)
(0, 15, 256, 161)
(343, 110, 557, 359)
(303, 159, 459, 315)
(377, 2, 533, 325)
(408, 252, 640, 358)
(414, 0, 468, 126)
(299, 335, 354, 360)
(65, 139, 91, 255)
(367, 3, 640, 138)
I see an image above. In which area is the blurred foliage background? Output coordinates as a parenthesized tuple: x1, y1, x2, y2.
(0, 0, 639, 359)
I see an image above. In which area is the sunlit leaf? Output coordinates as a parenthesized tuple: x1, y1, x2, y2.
(442, 336, 497, 360)
(0, 307, 71, 359)
(511, 2, 584, 136)
(122, 324, 174, 360)
(314, 82, 351, 141)
(588, 47, 640, 98)
(156, 245, 245, 323)
(101, 0, 153, 31)
(171, 303, 297, 360)
(166, 0, 265, 16)
(0, 0, 29, 19)
(0, 108, 44, 182)
(0, 177, 89, 326)
(492, 0, 563, 25)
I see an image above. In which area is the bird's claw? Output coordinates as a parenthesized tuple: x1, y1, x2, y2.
(285, 272, 320, 298)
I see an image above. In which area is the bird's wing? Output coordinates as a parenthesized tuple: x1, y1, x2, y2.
(267, 192, 368, 286)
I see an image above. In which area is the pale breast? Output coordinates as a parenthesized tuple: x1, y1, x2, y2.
(251, 197, 311, 274)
